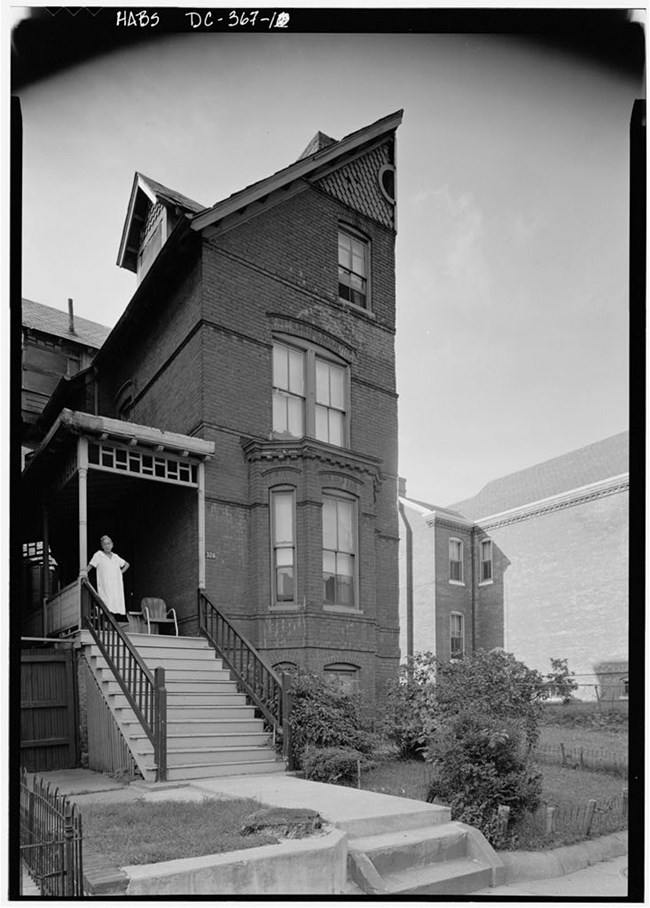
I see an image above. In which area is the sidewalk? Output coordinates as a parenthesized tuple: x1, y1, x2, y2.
(473, 854, 627, 897)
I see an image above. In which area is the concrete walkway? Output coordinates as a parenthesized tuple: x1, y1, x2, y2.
(473, 854, 628, 897)
(24, 769, 628, 897)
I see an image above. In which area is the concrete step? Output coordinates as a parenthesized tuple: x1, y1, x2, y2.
(350, 824, 469, 875)
(166, 759, 286, 781)
(336, 803, 451, 838)
(383, 858, 493, 895)
(165, 746, 278, 767)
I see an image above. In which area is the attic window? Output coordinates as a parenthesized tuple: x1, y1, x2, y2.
(378, 164, 396, 205)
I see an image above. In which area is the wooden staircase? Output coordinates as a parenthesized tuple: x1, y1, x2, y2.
(83, 632, 287, 781)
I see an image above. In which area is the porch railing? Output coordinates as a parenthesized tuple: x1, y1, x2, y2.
(80, 579, 167, 781)
(20, 768, 83, 897)
(198, 590, 293, 768)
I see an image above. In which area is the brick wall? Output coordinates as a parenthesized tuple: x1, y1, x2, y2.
(482, 489, 628, 692)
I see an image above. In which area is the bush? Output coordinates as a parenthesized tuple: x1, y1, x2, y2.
(300, 745, 369, 784)
(287, 670, 377, 766)
(382, 652, 438, 758)
(433, 649, 546, 749)
(426, 711, 543, 846)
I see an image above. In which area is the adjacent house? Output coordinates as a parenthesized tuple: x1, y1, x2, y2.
(398, 432, 629, 700)
(20, 110, 403, 729)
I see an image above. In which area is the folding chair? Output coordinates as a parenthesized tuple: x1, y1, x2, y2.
(140, 597, 178, 636)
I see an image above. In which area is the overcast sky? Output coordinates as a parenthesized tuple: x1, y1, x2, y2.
(16, 25, 639, 505)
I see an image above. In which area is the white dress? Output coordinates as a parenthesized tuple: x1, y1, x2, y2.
(89, 551, 127, 614)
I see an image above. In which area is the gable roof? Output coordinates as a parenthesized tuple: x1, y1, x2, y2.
(191, 109, 403, 232)
(22, 298, 111, 349)
(117, 172, 207, 272)
(450, 431, 629, 521)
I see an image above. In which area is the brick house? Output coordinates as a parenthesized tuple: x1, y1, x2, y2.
(398, 432, 629, 700)
(20, 110, 403, 710)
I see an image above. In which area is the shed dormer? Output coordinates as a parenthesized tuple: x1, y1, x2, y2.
(116, 173, 206, 281)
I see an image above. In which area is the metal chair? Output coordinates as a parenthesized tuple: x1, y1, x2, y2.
(140, 597, 178, 636)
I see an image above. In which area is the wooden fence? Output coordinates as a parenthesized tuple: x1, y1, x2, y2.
(21, 644, 79, 771)
(533, 742, 628, 777)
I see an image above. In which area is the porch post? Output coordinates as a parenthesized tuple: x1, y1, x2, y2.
(78, 437, 89, 576)
(197, 461, 206, 590)
(42, 502, 50, 637)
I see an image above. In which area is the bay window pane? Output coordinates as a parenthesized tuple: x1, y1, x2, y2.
(273, 493, 294, 544)
(337, 573, 354, 606)
(328, 411, 344, 447)
(336, 552, 353, 578)
(273, 344, 288, 390)
(329, 365, 345, 409)
(288, 348, 304, 395)
(315, 405, 329, 442)
(277, 566, 294, 600)
(287, 396, 304, 436)
(272, 391, 286, 433)
(322, 499, 337, 550)
(323, 550, 336, 574)
(337, 500, 354, 552)
(315, 359, 329, 404)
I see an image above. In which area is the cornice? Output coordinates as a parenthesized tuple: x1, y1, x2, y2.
(241, 437, 383, 485)
(477, 475, 629, 530)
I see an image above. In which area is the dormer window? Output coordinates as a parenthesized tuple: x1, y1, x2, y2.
(338, 227, 369, 309)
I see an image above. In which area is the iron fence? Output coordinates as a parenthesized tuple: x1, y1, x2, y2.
(20, 768, 83, 896)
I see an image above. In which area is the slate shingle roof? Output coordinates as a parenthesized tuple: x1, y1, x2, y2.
(450, 432, 629, 521)
(136, 174, 206, 213)
(22, 298, 111, 349)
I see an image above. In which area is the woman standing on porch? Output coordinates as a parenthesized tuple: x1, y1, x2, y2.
(86, 536, 130, 622)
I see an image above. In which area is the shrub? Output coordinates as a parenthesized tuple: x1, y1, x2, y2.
(301, 745, 369, 784)
(426, 711, 543, 845)
(434, 649, 546, 749)
(287, 670, 376, 766)
(543, 658, 579, 703)
(382, 652, 438, 759)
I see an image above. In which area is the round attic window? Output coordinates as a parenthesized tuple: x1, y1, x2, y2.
(378, 164, 396, 204)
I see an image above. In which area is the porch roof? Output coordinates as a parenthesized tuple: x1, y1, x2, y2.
(23, 408, 214, 483)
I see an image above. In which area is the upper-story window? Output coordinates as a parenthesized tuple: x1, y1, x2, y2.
(449, 538, 464, 584)
(323, 492, 357, 608)
(338, 227, 369, 309)
(272, 340, 348, 448)
(480, 539, 493, 583)
(270, 487, 296, 605)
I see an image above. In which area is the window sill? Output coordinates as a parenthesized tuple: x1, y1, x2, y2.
(323, 604, 364, 615)
(448, 580, 465, 587)
(269, 603, 300, 612)
(478, 579, 494, 587)
(337, 297, 376, 321)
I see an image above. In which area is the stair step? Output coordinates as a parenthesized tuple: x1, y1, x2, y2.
(127, 732, 271, 749)
(151, 669, 232, 682)
(110, 691, 246, 707)
(125, 634, 212, 649)
(123, 718, 265, 735)
(383, 858, 493, 895)
(166, 746, 278, 767)
(351, 825, 468, 874)
(166, 760, 286, 781)
(165, 705, 255, 720)
(101, 679, 239, 694)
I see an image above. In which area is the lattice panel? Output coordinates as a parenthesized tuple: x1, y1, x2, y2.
(88, 442, 198, 486)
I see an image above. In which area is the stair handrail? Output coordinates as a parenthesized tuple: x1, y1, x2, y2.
(80, 579, 167, 781)
(197, 589, 293, 768)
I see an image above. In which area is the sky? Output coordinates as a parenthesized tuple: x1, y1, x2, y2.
(14, 17, 641, 506)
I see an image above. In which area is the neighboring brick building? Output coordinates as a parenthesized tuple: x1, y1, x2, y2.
(399, 432, 629, 700)
(21, 111, 403, 703)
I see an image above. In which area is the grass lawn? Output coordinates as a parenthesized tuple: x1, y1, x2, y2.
(81, 797, 278, 866)
(538, 723, 628, 753)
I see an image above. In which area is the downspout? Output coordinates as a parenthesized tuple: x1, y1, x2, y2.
(470, 528, 477, 653)
(397, 500, 414, 675)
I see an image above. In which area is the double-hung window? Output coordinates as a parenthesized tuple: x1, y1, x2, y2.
(272, 340, 348, 447)
(270, 488, 296, 604)
(450, 613, 464, 659)
(480, 539, 493, 582)
(323, 493, 357, 607)
(449, 538, 463, 583)
(338, 227, 369, 309)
